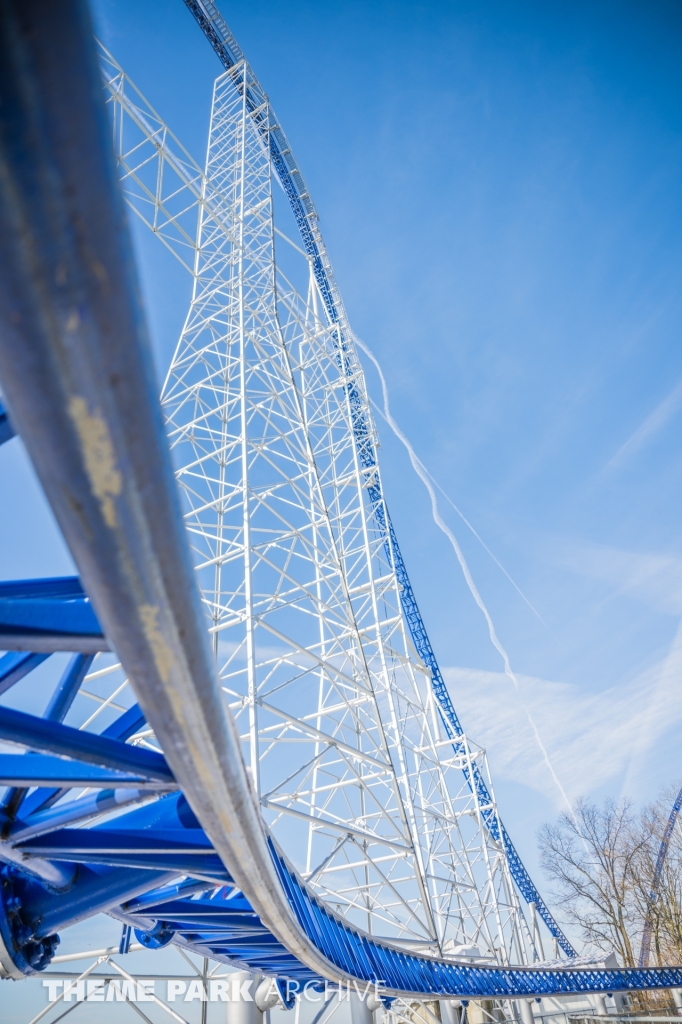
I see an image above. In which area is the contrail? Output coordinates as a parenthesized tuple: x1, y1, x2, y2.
(355, 333, 573, 813)
(371, 400, 548, 629)
(604, 377, 682, 473)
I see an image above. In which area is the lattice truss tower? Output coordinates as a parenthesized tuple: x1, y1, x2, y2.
(98, 45, 535, 965)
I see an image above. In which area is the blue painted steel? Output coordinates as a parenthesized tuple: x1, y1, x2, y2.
(0, 688, 143, 829)
(124, 878, 212, 911)
(264, 844, 682, 996)
(0, 401, 14, 445)
(21, 732, 634, 990)
(101, 703, 146, 741)
(638, 785, 682, 967)
(14, 752, 681, 991)
(10, 865, 175, 941)
(7, 790, 154, 843)
(0, 831, 170, 976)
(183, 0, 575, 958)
(0, 705, 174, 782)
(0, 652, 49, 695)
(45, 653, 94, 721)
(135, 920, 176, 949)
(18, 829, 230, 879)
(0, 867, 60, 974)
(0, 754, 167, 788)
(45, 799, 226, 880)
(99, 831, 682, 997)
(0, 577, 107, 652)
(1, 653, 94, 822)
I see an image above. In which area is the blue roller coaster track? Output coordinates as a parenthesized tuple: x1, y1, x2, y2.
(0, 0, 679, 1002)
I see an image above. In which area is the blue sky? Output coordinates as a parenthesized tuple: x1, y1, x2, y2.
(1, 0, 681, 981)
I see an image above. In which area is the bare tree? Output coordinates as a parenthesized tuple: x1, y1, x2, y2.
(538, 798, 654, 966)
(632, 785, 682, 967)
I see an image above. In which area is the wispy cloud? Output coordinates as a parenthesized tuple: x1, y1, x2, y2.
(557, 541, 682, 616)
(354, 332, 574, 813)
(444, 628, 682, 807)
(604, 378, 682, 472)
(371, 398, 549, 628)
(353, 337, 682, 816)
(620, 616, 682, 798)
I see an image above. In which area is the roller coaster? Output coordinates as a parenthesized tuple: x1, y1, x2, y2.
(0, 0, 679, 1017)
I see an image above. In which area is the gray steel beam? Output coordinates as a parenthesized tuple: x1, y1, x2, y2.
(0, 0, 350, 985)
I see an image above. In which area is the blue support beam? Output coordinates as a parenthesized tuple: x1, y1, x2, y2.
(18, 827, 228, 879)
(21, 827, 214, 854)
(0, 652, 49, 695)
(0, 705, 173, 782)
(0, 754, 169, 789)
(0, 401, 15, 445)
(124, 878, 213, 911)
(101, 702, 146, 741)
(8, 789, 156, 843)
(12, 701, 148, 824)
(0, 578, 107, 652)
(15, 865, 177, 941)
(45, 653, 95, 721)
(0, 853, 174, 977)
(1, 653, 93, 819)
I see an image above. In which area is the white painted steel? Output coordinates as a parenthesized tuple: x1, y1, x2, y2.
(99, 43, 536, 967)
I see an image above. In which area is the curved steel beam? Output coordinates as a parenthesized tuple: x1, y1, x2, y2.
(0, 0, 349, 987)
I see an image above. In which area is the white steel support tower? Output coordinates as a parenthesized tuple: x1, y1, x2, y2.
(152, 57, 528, 964)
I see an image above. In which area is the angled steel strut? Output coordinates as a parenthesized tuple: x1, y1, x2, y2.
(182, 0, 574, 958)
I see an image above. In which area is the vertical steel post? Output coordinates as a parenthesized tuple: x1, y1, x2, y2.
(227, 972, 264, 1024)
